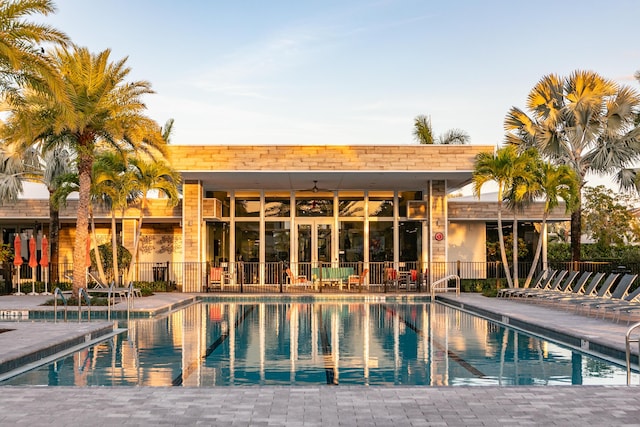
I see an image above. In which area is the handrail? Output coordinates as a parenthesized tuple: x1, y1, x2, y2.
(53, 287, 68, 323)
(430, 274, 460, 298)
(625, 321, 640, 385)
(78, 287, 91, 322)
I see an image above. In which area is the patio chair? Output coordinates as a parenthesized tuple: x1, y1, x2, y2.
(285, 268, 313, 290)
(204, 267, 224, 292)
(348, 268, 369, 291)
(384, 267, 399, 291)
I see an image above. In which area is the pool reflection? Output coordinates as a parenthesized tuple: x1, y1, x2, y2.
(3, 301, 635, 386)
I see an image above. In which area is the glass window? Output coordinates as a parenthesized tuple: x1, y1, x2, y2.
(369, 221, 393, 262)
(295, 197, 333, 217)
(338, 192, 365, 217)
(265, 222, 290, 262)
(207, 222, 230, 264)
(264, 197, 290, 217)
(368, 195, 393, 217)
(398, 191, 422, 217)
(339, 221, 364, 263)
(235, 222, 259, 262)
(399, 221, 421, 263)
(235, 198, 260, 217)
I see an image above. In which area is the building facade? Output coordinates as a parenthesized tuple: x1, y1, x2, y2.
(0, 144, 569, 292)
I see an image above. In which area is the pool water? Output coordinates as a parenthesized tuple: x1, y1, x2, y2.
(2, 300, 636, 386)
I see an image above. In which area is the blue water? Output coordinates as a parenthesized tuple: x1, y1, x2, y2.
(2, 300, 636, 386)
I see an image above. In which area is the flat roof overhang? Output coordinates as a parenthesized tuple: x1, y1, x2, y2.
(180, 170, 474, 192)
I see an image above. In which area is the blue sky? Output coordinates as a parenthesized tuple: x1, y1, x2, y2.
(44, 0, 640, 148)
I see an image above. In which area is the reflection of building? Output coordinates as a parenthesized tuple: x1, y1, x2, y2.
(0, 144, 569, 291)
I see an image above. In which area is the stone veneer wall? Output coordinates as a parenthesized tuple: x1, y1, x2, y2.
(167, 145, 492, 171)
(448, 201, 568, 221)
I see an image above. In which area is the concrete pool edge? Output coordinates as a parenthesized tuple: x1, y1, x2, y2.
(437, 294, 639, 366)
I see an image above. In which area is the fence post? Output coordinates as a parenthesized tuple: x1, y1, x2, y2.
(239, 261, 244, 293)
(279, 261, 283, 293)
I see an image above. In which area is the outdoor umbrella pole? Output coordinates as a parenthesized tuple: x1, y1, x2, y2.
(13, 233, 24, 295)
(41, 235, 50, 295)
(28, 235, 38, 295)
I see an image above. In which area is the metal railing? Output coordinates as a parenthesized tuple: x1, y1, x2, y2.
(625, 321, 640, 385)
(11, 260, 635, 295)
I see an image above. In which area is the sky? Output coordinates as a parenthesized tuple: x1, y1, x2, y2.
(41, 0, 640, 151)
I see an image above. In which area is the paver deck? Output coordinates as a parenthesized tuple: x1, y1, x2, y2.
(0, 292, 640, 426)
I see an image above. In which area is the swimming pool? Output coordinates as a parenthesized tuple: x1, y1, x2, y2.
(2, 299, 636, 386)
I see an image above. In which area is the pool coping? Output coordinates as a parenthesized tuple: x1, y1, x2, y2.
(437, 294, 639, 366)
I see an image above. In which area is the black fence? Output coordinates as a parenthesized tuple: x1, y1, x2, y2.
(2, 260, 637, 295)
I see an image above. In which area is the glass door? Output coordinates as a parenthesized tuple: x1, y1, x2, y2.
(296, 219, 333, 278)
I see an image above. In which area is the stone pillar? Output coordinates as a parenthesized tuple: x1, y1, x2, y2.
(182, 180, 203, 292)
(429, 180, 447, 281)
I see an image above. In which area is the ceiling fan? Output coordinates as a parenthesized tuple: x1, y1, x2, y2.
(299, 180, 332, 193)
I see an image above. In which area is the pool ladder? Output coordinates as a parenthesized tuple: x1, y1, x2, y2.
(53, 287, 92, 322)
(625, 321, 640, 385)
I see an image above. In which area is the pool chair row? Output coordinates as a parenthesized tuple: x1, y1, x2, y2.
(498, 269, 640, 323)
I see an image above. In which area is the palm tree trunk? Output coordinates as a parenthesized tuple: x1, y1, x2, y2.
(126, 195, 147, 284)
(48, 190, 60, 284)
(111, 210, 119, 286)
(72, 153, 92, 297)
(570, 208, 581, 264)
(497, 199, 514, 288)
(89, 207, 107, 285)
(524, 216, 548, 288)
(512, 215, 519, 288)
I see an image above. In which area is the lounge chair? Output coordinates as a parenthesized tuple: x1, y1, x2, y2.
(580, 273, 635, 314)
(531, 271, 590, 303)
(510, 270, 567, 298)
(555, 273, 619, 311)
(497, 269, 555, 298)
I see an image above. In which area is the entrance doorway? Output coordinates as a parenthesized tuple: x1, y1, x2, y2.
(296, 219, 333, 277)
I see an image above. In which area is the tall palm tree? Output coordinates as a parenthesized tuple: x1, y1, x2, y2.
(521, 162, 579, 287)
(125, 157, 180, 283)
(502, 148, 539, 288)
(413, 115, 470, 144)
(0, 0, 69, 96)
(505, 70, 640, 262)
(473, 145, 534, 288)
(2, 46, 166, 295)
(92, 150, 136, 286)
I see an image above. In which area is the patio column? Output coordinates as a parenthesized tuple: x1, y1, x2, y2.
(182, 180, 203, 292)
(429, 180, 447, 281)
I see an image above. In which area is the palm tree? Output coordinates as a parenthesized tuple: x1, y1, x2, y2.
(505, 70, 640, 262)
(502, 148, 539, 288)
(519, 162, 579, 288)
(92, 150, 136, 286)
(473, 145, 534, 288)
(413, 115, 470, 145)
(0, 0, 69, 96)
(125, 157, 181, 283)
(2, 46, 167, 296)
(0, 142, 74, 283)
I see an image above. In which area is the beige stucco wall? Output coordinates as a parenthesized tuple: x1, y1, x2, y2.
(448, 221, 487, 279)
